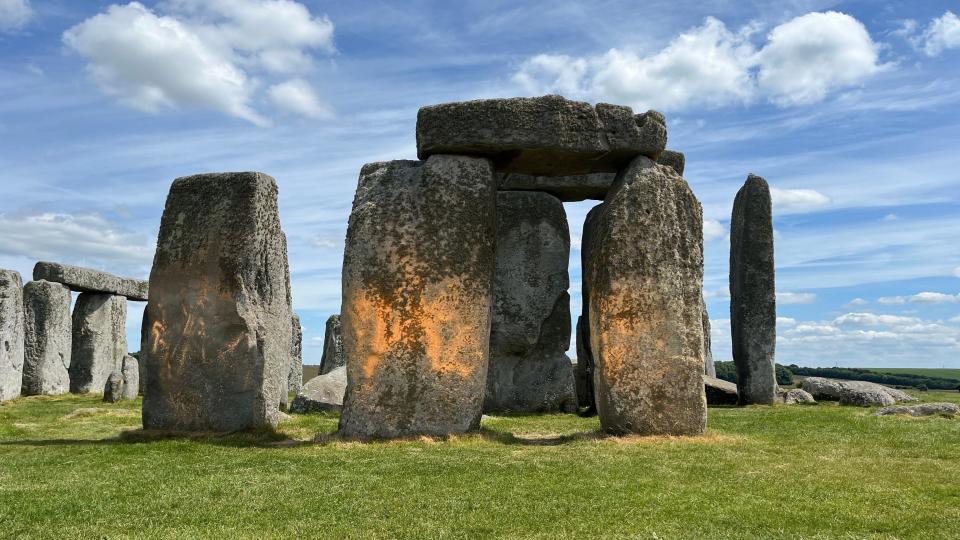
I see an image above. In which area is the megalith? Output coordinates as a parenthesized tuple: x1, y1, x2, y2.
(69, 293, 127, 394)
(288, 313, 303, 398)
(0, 269, 25, 401)
(22, 280, 72, 395)
(584, 156, 706, 435)
(485, 191, 576, 413)
(33, 261, 148, 301)
(319, 314, 344, 375)
(338, 156, 497, 439)
(729, 174, 777, 405)
(417, 95, 665, 176)
(702, 300, 716, 377)
(574, 204, 603, 413)
(120, 354, 139, 400)
(142, 172, 292, 432)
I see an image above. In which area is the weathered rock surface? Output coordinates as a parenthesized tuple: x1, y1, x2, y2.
(585, 156, 706, 435)
(33, 261, 148, 301)
(801, 377, 916, 407)
(142, 172, 292, 432)
(779, 388, 815, 405)
(22, 280, 72, 395)
(730, 174, 777, 405)
(485, 191, 576, 413)
(120, 354, 139, 400)
(103, 371, 123, 403)
(339, 156, 497, 439)
(658, 150, 685, 176)
(288, 313, 303, 397)
(416, 96, 666, 176)
(290, 366, 347, 414)
(70, 293, 127, 394)
(0, 269, 24, 401)
(875, 402, 959, 417)
(574, 317, 595, 412)
(704, 375, 738, 405)
(319, 314, 344, 376)
(702, 300, 716, 377)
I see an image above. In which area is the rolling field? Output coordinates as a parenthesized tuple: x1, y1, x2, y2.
(865, 368, 960, 381)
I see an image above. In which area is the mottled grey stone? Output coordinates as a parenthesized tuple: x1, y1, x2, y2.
(801, 377, 915, 407)
(574, 317, 595, 412)
(704, 375, 738, 405)
(69, 293, 127, 394)
(290, 366, 347, 414)
(702, 300, 715, 377)
(779, 387, 815, 405)
(730, 174, 777, 405)
(33, 261, 148, 301)
(319, 314, 344, 376)
(0, 269, 24, 401)
(103, 371, 123, 403)
(288, 313, 303, 398)
(585, 156, 706, 435)
(339, 156, 497, 439)
(121, 354, 138, 400)
(658, 150, 685, 176)
(416, 95, 666, 176)
(142, 172, 292, 432)
(484, 191, 576, 413)
(22, 280, 72, 395)
(875, 402, 959, 417)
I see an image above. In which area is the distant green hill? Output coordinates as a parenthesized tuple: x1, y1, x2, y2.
(865, 368, 960, 381)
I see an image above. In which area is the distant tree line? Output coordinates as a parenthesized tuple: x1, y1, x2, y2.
(714, 361, 960, 391)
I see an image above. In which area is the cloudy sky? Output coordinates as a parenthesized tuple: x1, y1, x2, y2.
(1, 0, 958, 368)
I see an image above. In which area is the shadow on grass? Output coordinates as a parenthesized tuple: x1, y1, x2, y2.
(0, 426, 313, 449)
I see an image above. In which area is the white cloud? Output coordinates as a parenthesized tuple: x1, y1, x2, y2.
(511, 11, 883, 111)
(756, 12, 882, 106)
(0, 0, 31, 32)
(879, 292, 960, 305)
(776, 316, 796, 326)
(704, 288, 730, 299)
(845, 298, 869, 307)
(834, 312, 919, 327)
(63, 1, 335, 125)
(777, 291, 816, 304)
(769, 187, 831, 212)
(0, 213, 154, 276)
(917, 11, 960, 57)
(703, 218, 726, 242)
(268, 79, 333, 119)
(881, 213, 898, 222)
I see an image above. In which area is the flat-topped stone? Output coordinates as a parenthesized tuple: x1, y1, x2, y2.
(496, 150, 685, 201)
(417, 95, 666, 176)
(33, 262, 148, 301)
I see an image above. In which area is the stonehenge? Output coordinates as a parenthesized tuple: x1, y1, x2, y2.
(22, 280, 72, 395)
(288, 314, 304, 398)
(142, 172, 292, 432)
(319, 314, 344, 375)
(338, 156, 497, 439)
(0, 269, 25, 401)
(69, 293, 127, 394)
(34, 261, 148, 301)
(730, 174, 777, 405)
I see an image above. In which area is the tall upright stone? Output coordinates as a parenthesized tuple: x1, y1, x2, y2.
(339, 156, 497, 439)
(288, 313, 303, 398)
(22, 280, 72, 395)
(142, 172, 292, 432)
(69, 293, 127, 393)
(702, 300, 716, 377)
(574, 204, 603, 414)
(729, 174, 777, 405)
(484, 191, 576, 413)
(585, 157, 706, 435)
(0, 269, 25, 401)
(319, 314, 344, 375)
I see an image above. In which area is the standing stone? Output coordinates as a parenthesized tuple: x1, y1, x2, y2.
(103, 371, 123, 403)
(485, 191, 576, 413)
(585, 156, 706, 435)
(120, 354, 139, 400)
(574, 204, 603, 414)
(22, 280, 72, 395)
(69, 293, 127, 394)
(0, 270, 24, 401)
(729, 174, 777, 405)
(288, 313, 303, 397)
(702, 300, 716, 377)
(319, 314, 344, 375)
(339, 156, 497, 439)
(657, 150, 685, 176)
(416, 96, 666, 176)
(142, 172, 292, 432)
(33, 261, 148, 300)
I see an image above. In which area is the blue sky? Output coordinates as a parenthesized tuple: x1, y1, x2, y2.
(0, 0, 958, 368)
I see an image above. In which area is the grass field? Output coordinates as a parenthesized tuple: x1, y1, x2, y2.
(865, 368, 960, 381)
(1, 392, 959, 538)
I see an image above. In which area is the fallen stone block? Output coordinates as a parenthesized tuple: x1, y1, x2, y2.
(875, 402, 959, 417)
(290, 366, 347, 414)
(801, 377, 915, 407)
(704, 375, 738, 406)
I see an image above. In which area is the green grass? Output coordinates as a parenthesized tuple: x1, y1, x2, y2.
(865, 368, 960, 381)
(1, 393, 959, 539)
